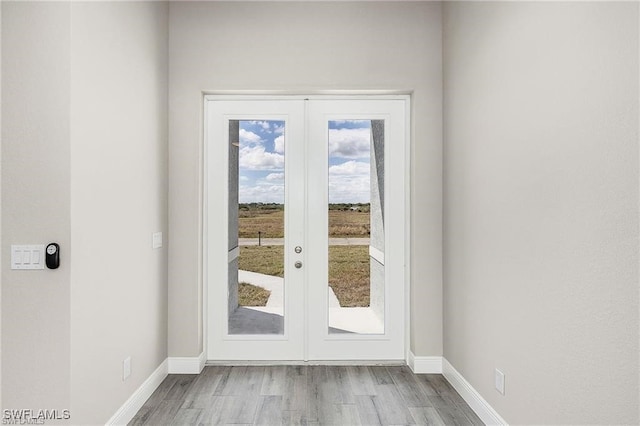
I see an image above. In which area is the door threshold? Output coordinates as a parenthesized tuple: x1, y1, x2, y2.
(205, 360, 406, 367)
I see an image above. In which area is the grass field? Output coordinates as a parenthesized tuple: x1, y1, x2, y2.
(239, 207, 370, 238)
(238, 204, 371, 307)
(238, 245, 369, 307)
(238, 283, 271, 306)
(239, 246, 284, 277)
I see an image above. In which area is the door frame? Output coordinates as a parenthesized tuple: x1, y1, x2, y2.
(202, 92, 412, 362)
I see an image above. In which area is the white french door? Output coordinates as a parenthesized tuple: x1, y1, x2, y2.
(206, 96, 408, 361)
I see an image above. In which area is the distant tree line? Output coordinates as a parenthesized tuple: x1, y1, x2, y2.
(329, 203, 370, 212)
(239, 203, 284, 211)
(238, 203, 370, 212)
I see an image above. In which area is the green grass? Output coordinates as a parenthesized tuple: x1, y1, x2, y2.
(239, 209, 284, 238)
(238, 245, 370, 307)
(238, 282, 271, 306)
(328, 246, 370, 307)
(238, 208, 370, 238)
(239, 246, 284, 277)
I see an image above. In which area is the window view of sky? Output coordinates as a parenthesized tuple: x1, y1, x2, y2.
(238, 120, 371, 204)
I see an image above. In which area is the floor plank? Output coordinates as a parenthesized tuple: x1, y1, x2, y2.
(354, 395, 382, 425)
(254, 395, 283, 425)
(436, 406, 474, 426)
(347, 366, 378, 396)
(260, 366, 287, 396)
(371, 383, 416, 425)
(409, 407, 447, 426)
(387, 365, 432, 407)
(283, 366, 307, 412)
(128, 366, 483, 426)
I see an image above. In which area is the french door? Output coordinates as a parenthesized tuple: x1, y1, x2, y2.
(206, 96, 408, 361)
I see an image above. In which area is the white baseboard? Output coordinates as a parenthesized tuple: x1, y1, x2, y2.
(168, 352, 206, 374)
(443, 358, 508, 426)
(106, 358, 168, 426)
(406, 352, 443, 373)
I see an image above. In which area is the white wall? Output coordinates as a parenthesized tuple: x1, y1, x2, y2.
(1, 0, 4, 410)
(443, 2, 639, 424)
(168, 0, 444, 359)
(69, 2, 169, 423)
(1, 2, 72, 414)
(1, 2, 169, 424)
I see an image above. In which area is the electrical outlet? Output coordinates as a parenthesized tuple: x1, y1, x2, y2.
(495, 368, 505, 395)
(123, 357, 131, 381)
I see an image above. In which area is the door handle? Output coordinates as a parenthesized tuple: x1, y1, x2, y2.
(294, 261, 303, 269)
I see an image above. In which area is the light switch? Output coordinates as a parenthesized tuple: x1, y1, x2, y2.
(11, 245, 45, 270)
(13, 249, 22, 265)
(152, 232, 163, 249)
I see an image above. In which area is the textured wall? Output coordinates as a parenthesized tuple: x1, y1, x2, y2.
(370, 120, 385, 251)
(443, 2, 639, 423)
(1, 1, 72, 413)
(2, 4, 169, 422)
(227, 258, 238, 319)
(69, 2, 169, 423)
(169, 0, 443, 358)
(228, 120, 239, 314)
(369, 120, 385, 320)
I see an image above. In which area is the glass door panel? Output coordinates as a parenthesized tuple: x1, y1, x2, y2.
(327, 119, 385, 335)
(228, 120, 286, 335)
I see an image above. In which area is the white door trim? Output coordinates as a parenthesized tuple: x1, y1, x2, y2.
(202, 93, 411, 363)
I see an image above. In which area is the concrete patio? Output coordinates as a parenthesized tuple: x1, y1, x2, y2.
(228, 270, 384, 335)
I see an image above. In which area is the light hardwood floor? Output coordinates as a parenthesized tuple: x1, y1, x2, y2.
(129, 365, 484, 425)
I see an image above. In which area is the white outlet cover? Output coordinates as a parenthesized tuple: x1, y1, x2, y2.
(152, 232, 163, 249)
(495, 368, 505, 395)
(123, 357, 131, 381)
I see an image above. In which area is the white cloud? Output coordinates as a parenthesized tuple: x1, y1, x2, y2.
(328, 128, 370, 159)
(330, 120, 370, 125)
(329, 160, 369, 176)
(239, 145, 284, 171)
(274, 135, 285, 154)
(247, 120, 270, 131)
(239, 129, 263, 144)
(273, 124, 285, 134)
(239, 175, 249, 182)
(265, 172, 285, 181)
(329, 160, 370, 203)
(329, 175, 370, 203)
(239, 183, 284, 203)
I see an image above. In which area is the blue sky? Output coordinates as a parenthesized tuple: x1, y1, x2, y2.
(238, 120, 371, 204)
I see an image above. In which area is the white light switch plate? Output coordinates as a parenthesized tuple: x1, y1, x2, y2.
(11, 245, 45, 270)
(152, 232, 163, 249)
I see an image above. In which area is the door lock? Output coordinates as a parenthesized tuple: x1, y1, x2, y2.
(295, 246, 302, 254)
(294, 261, 303, 269)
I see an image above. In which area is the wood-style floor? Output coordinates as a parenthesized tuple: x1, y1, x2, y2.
(129, 365, 484, 425)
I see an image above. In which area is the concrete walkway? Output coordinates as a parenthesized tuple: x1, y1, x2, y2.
(239, 269, 339, 310)
(235, 269, 383, 335)
(238, 238, 370, 246)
